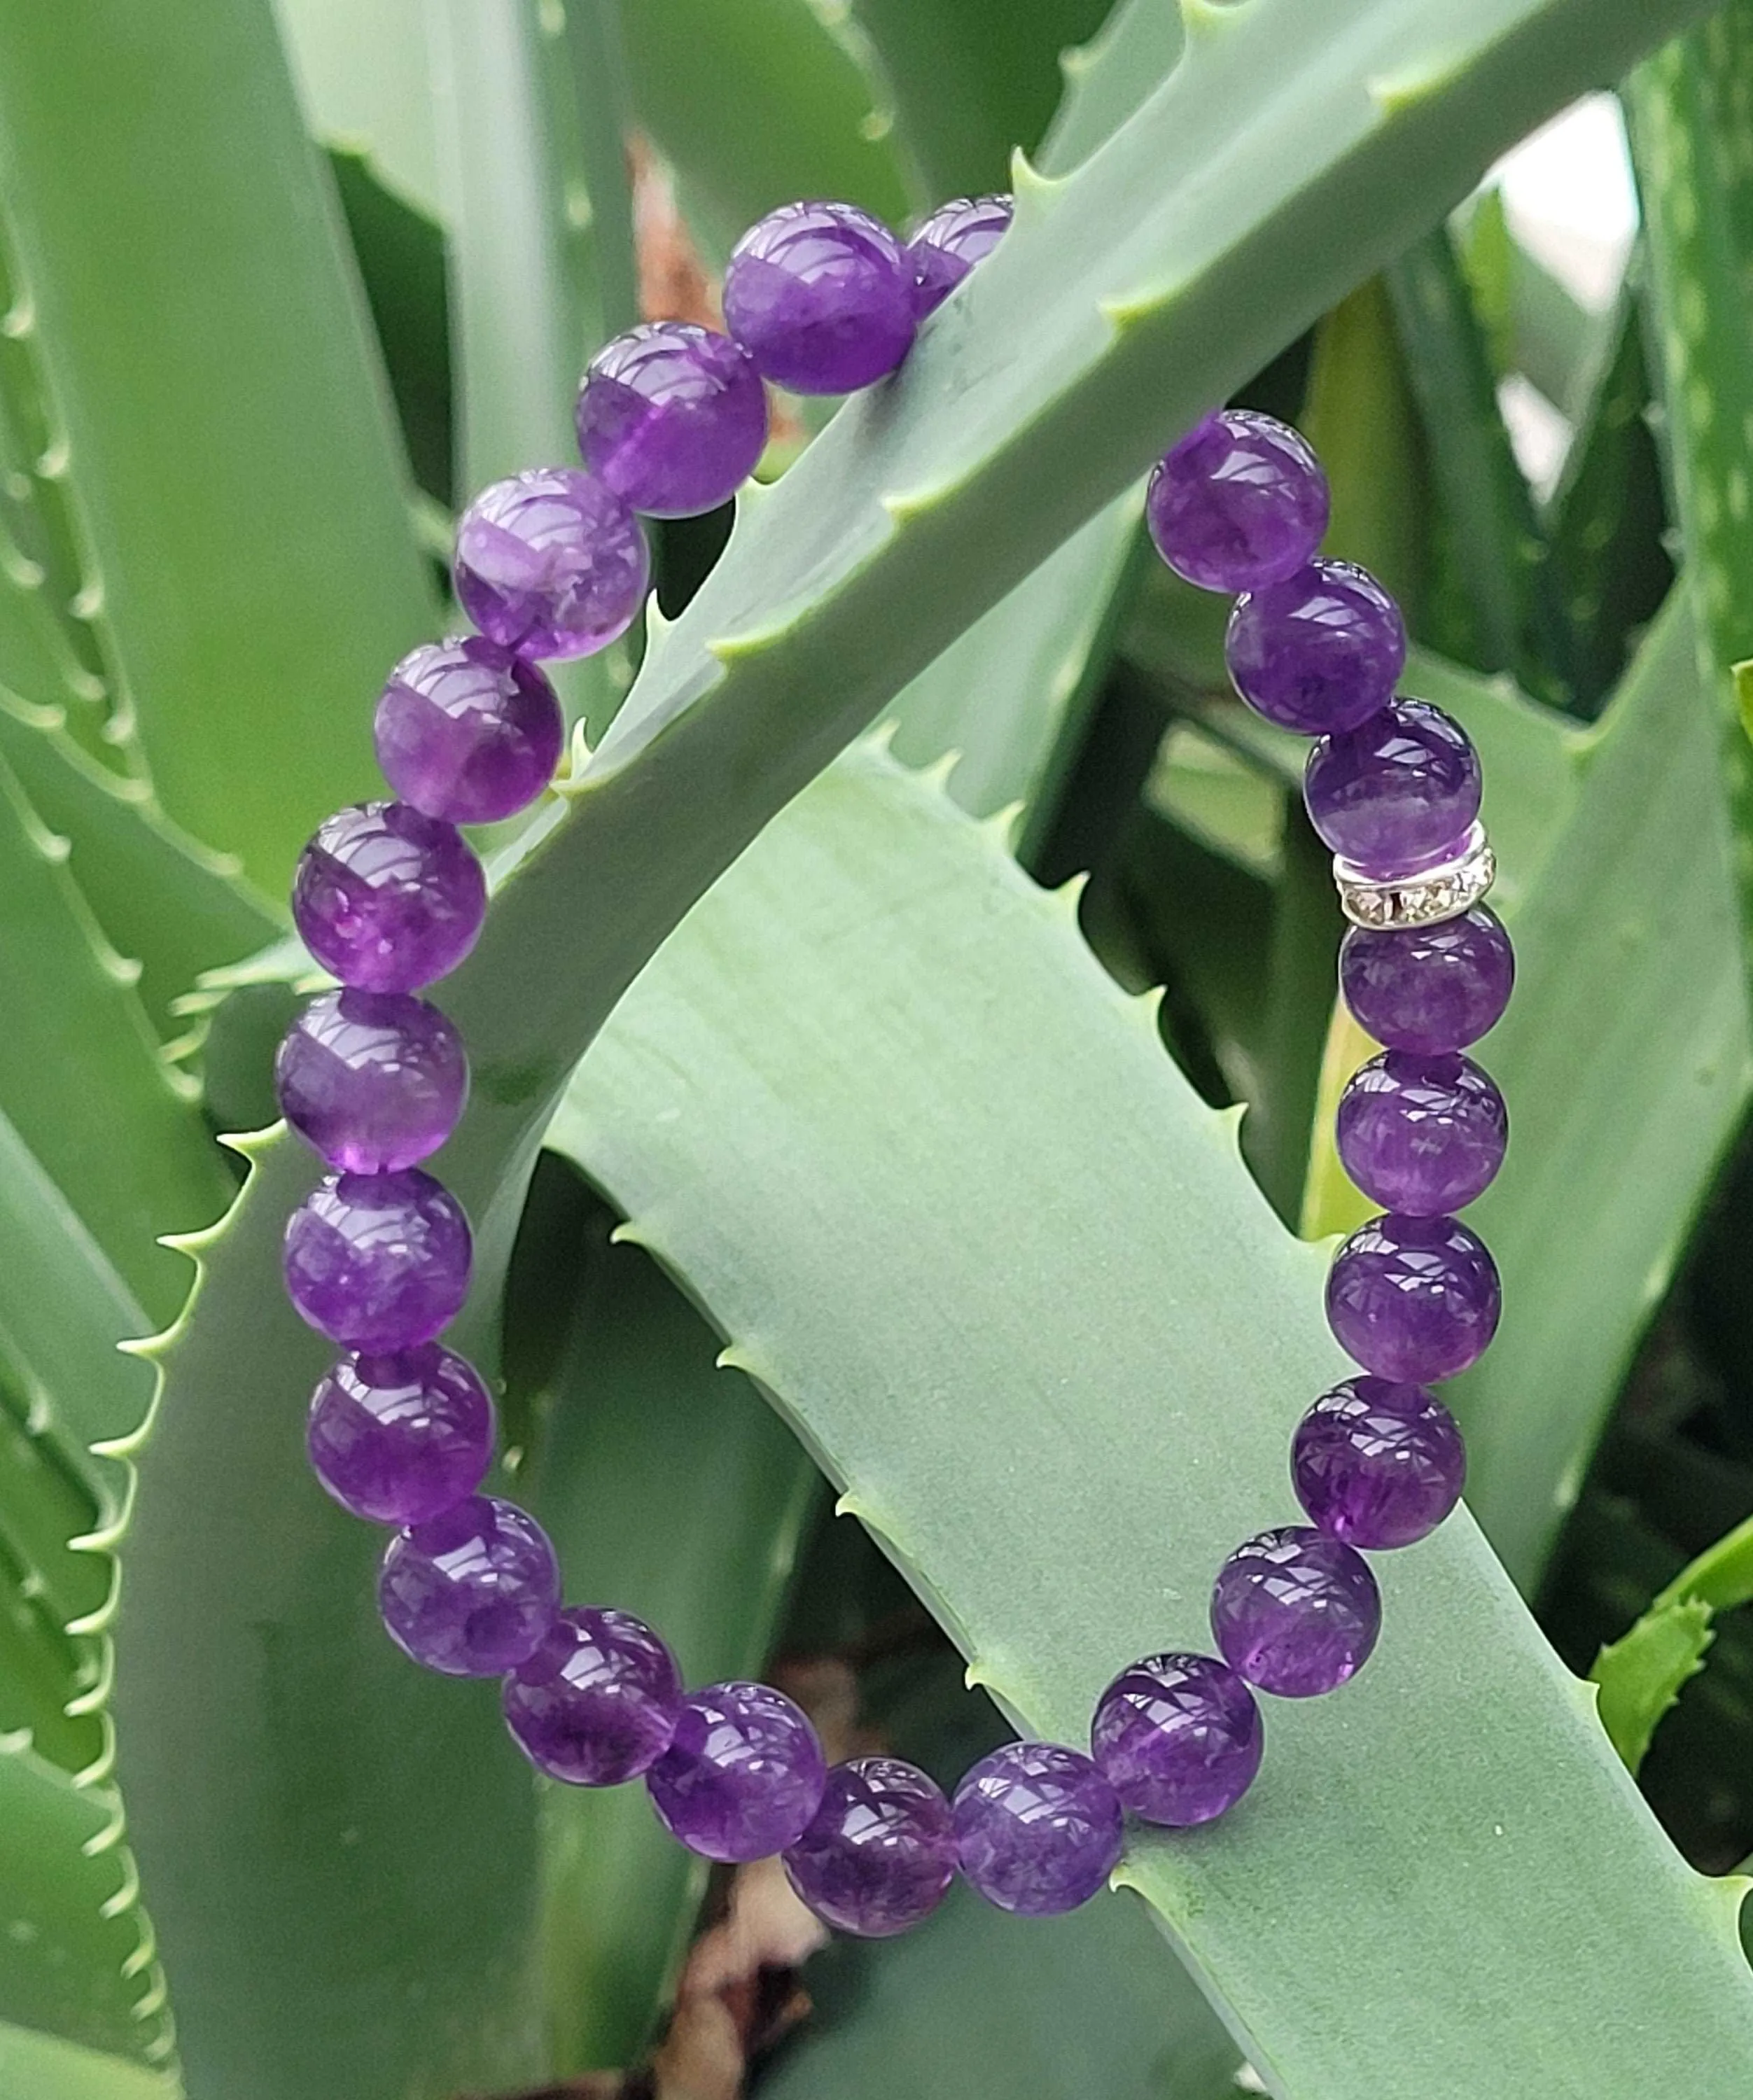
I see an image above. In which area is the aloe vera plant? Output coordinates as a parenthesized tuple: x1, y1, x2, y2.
(7, 0, 1753, 2094)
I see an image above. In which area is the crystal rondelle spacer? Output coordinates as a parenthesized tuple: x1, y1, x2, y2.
(1335, 821, 1495, 931)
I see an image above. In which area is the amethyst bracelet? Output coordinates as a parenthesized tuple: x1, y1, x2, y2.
(272, 197, 1505, 1942)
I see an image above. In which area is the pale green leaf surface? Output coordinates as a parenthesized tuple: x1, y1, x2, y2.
(0, 2023, 180, 2100)
(517, 1202, 819, 2071)
(274, 0, 442, 215)
(0, 752, 228, 1320)
(547, 741, 1753, 2096)
(0, 0, 440, 885)
(0, 1747, 169, 2068)
(763, 1882, 1241, 2100)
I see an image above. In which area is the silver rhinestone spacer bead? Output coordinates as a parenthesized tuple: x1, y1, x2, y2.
(1334, 822, 1495, 931)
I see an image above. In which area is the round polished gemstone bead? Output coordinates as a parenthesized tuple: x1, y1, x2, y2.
(909, 192, 1013, 317)
(1146, 410, 1329, 592)
(1326, 1211, 1502, 1383)
(575, 323, 769, 517)
(646, 1681, 827, 1862)
(1089, 1652, 1262, 1826)
(379, 1494, 559, 1676)
(1210, 1526, 1381, 1698)
(274, 990, 468, 1175)
(373, 637, 564, 825)
(783, 1756, 957, 1937)
(307, 1344, 494, 1525)
(951, 1742, 1123, 1917)
(1304, 699, 1482, 877)
(503, 1607, 683, 1786)
(1339, 907, 1515, 1054)
(283, 1168, 472, 1351)
(1336, 1049, 1507, 1214)
(1227, 559, 1405, 735)
(292, 802, 486, 993)
(454, 467, 649, 660)
(1292, 1377, 1466, 1549)
(723, 200, 916, 394)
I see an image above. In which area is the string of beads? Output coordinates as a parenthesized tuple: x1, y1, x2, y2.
(275, 189, 1507, 1937)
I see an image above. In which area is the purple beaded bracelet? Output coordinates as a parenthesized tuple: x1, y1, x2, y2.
(272, 194, 1505, 1942)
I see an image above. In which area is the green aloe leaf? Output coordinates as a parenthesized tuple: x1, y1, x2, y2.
(0, 751, 228, 1320)
(0, 0, 440, 886)
(0, 708, 279, 1042)
(618, 0, 914, 260)
(0, 2024, 179, 2100)
(547, 739, 1753, 2096)
(515, 1182, 820, 2071)
(1624, 7, 1753, 925)
(0, 1744, 170, 2068)
(1385, 225, 1572, 701)
(849, 0, 1113, 196)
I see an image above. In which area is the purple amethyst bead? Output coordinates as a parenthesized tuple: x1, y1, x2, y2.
(503, 1607, 683, 1786)
(283, 1168, 472, 1351)
(783, 1757, 957, 1938)
(379, 1494, 559, 1676)
(722, 200, 916, 395)
(1304, 699, 1482, 876)
(292, 802, 486, 994)
(575, 323, 769, 517)
(1339, 907, 1515, 1054)
(373, 638, 564, 826)
(1090, 1652, 1262, 1827)
(951, 1742, 1122, 1917)
(1292, 1377, 1466, 1549)
(274, 990, 468, 1175)
(1210, 1526, 1381, 1698)
(307, 1344, 495, 1526)
(646, 1681, 827, 1862)
(454, 468, 649, 660)
(1146, 410, 1329, 593)
(1326, 1212, 1502, 1383)
(1226, 560, 1405, 736)
(1336, 1050, 1507, 1214)
(909, 193, 1013, 318)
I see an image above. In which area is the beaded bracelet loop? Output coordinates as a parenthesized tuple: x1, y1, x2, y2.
(272, 188, 1508, 1939)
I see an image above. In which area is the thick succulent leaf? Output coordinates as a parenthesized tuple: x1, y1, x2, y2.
(848, 0, 1113, 195)
(1385, 226, 1573, 701)
(0, 1745, 170, 2067)
(618, 0, 914, 259)
(1545, 286, 1672, 715)
(546, 740, 1753, 2097)
(763, 1882, 1241, 2100)
(0, 0, 440, 886)
(427, 0, 639, 738)
(273, 0, 442, 214)
(0, 751, 228, 1320)
(1592, 1505, 1753, 1772)
(1593, 1596, 1715, 1772)
(1624, 9, 1753, 925)
(1304, 606, 1752, 1586)
(0, 2024, 179, 2100)
(1455, 186, 1598, 414)
(886, 496, 1141, 825)
(0, 708, 279, 1042)
(515, 1186, 820, 2071)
